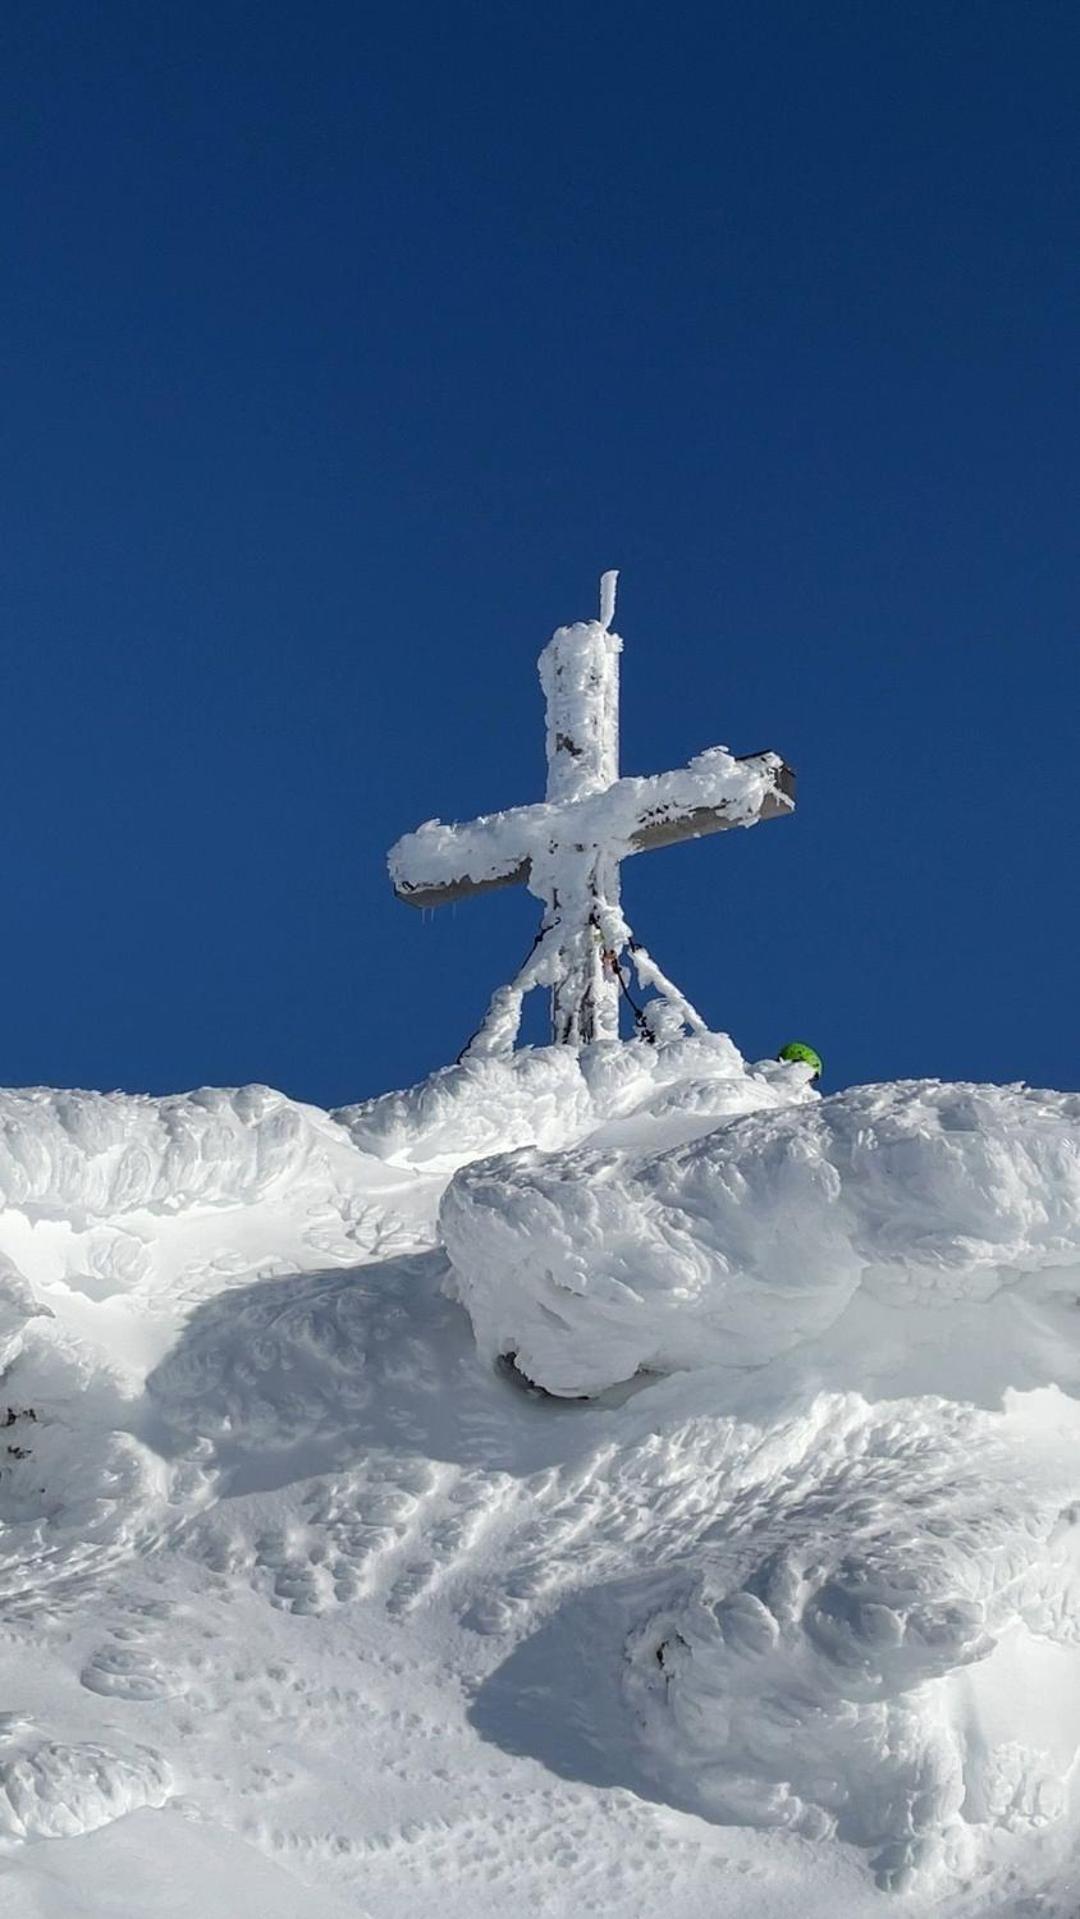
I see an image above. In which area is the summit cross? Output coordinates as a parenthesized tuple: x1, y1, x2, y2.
(389, 572, 795, 1054)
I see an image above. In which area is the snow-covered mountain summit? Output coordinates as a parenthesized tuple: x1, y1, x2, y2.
(1, 1037, 1078, 1916)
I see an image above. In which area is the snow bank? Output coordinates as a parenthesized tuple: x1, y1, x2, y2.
(442, 1065, 1080, 1886)
(623, 1387, 1080, 1890)
(3, 1038, 1079, 1911)
(0, 1721, 170, 1839)
(0, 1255, 52, 1373)
(0, 1085, 355, 1220)
(442, 1078, 1080, 1397)
(338, 1030, 808, 1173)
(337, 1047, 597, 1168)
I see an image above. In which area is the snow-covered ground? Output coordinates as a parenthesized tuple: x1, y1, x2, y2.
(1, 1041, 1079, 1915)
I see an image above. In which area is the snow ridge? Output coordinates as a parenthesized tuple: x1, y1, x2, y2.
(1, 1038, 1079, 1915)
(442, 1077, 1080, 1394)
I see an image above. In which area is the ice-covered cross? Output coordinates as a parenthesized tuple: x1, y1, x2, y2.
(389, 572, 795, 1055)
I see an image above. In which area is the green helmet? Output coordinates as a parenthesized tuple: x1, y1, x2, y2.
(777, 1039, 823, 1081)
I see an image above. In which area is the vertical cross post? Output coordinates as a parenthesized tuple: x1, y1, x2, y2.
(537, 570, 622, 1044)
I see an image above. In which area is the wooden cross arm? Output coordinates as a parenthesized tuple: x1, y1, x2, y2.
(630, 754, 794, 853)
(389, 752, 795, 910)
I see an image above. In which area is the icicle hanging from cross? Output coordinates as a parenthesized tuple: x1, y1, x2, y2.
(388, 572, 795, 1055)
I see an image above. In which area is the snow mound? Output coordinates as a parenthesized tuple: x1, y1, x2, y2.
(0, 1254, 52, 1373)
(0, 1304, 173, 1609)
(0, 1719, 170, 1839)
(339, 1030, 808, 1172)
(4, 1036, 1080, 1914)
(623, 1388, 1080, 1890)
(445, 1068, 1080, 1889)
(0, 1085, 354, 1220)
(442, 1078, 1080, 1397)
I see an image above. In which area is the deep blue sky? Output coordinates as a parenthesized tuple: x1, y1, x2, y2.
(2, 2, 1077, 1106)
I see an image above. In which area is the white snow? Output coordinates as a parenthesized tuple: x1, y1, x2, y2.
(389, 587, 793, 1060)
(0, 1725, 171, 1840)
(1, 1036, 1080, 1915)
(0, 1084, 355, 1217)
(442, 1076, 1080, 1394)
(388, 746, 785, 904)
(339, 1027, 788, 1170)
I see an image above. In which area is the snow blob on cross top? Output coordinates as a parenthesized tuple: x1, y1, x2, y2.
(389, 573, 795, 1055)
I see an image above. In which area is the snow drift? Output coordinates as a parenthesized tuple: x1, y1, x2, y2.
(2, 1037, 1080, 1914)
(341, 1029, 810, 1172)
(442, 1076, 1080, 1397)
(623, 1386, 1080, 1890)
(0, 1084, 357, 1219)
(438, 1056, 1080, 1891)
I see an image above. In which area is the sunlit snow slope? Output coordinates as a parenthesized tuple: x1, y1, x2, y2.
(0, 1043, 1078, 1917)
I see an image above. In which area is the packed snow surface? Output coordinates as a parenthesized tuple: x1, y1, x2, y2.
(1, 1038, 1079, 1917)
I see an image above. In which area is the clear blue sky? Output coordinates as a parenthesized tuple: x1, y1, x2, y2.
(2, 2, 1077, 1106)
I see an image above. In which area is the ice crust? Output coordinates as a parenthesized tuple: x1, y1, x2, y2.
(2, 1037, 1080, 1910)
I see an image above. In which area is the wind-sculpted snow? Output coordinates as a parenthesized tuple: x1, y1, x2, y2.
(4, 1041, 1080, 1917)
(0, 1720, 171, 1838)
(621, 1388, 1080, 1891)
(0, 1253, 51, 1372)
(338, 1029, 806, 1171)
(442, 1078, 1080, 1397)
(0, 1084, 358, 1219)
(437, 1071, 1080, 1891)
(337, 1046, 597, 1167)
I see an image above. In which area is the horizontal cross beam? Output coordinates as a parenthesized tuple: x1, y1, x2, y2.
(390, 752, 795, 910)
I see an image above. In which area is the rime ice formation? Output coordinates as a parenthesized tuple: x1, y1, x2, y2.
(389, 574, 794, 1052)
(442, 1077, 1080, 1395)
(621, 1386, 1080, 1891)
(389, 748, 788, 915)
(2, 1039, 1080, 1917)
(338, 1027, 799, 1170)
(0, 1084, 358, 1216)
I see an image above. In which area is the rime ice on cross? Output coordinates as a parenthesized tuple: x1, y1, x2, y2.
(389, 572, 795, 1054)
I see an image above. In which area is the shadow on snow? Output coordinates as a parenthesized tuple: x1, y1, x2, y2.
(140, 1250, 637, 1494)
